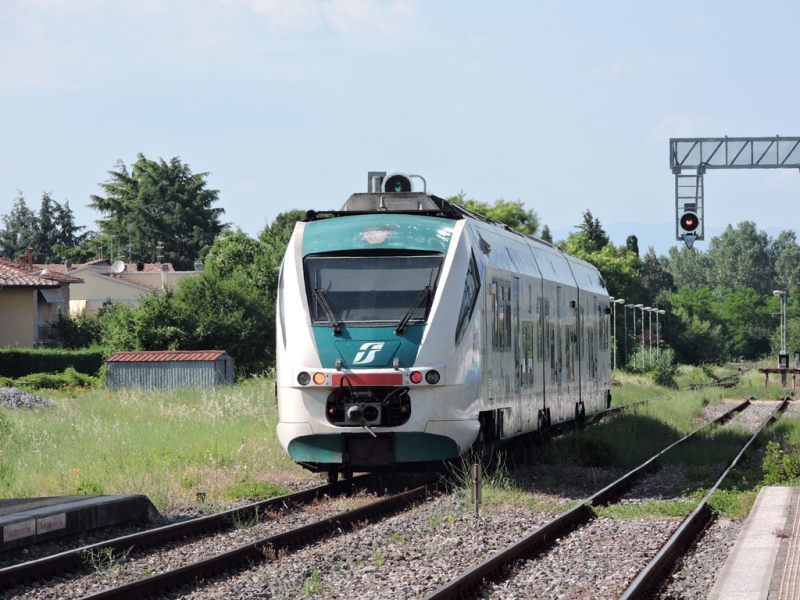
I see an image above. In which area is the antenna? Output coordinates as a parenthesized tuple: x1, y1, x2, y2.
(111, 260, 125, 274)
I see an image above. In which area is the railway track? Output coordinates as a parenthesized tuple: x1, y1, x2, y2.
(0, 476, 377, 594)
(423, 398, 788, 600)
(0, 400, 643, 599)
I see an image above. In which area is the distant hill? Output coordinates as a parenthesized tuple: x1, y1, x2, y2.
(549, 222, 794, 257)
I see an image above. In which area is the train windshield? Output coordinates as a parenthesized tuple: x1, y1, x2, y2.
(304, 253, 444, 326)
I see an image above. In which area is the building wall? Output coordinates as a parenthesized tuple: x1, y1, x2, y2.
(106, 359, 233, 391)
(68, 269, 151, 315)
(122, 271, 197, 289)
(0, 288, 36, 347)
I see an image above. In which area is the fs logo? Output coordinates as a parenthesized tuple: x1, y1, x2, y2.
(352, 342, 385, 365)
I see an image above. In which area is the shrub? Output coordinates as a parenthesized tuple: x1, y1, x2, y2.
(653, 348, 678, 388)
(0, 348, 105, 378)
(762, 441, 800, 485)
(18, 368, 100, 390)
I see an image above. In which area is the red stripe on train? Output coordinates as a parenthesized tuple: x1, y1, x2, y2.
(332, 373, 403, 386)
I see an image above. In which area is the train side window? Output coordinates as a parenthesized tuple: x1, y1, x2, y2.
(455, 253, 481, 346)
(522, 321, 534, 385)
(588, 327, 595, 379)
(492, 280, 512, 350)
(544, 300, 550, 364)
(580, 307, 585, 358)
(536, 298, 543, 358)
(566, 326, 574, 381)
(497, 286, 505, 348)
(549, 324, 556, 382)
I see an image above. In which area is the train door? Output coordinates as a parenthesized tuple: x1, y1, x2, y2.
(556, 286, 564, 421)
(513, 278, 521, 433)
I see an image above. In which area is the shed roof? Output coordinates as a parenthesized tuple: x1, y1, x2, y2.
(107, 350, 229, 362)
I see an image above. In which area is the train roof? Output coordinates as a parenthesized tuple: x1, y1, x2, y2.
(303, 181, 606, 293)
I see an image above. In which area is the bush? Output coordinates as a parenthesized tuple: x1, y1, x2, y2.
(763, 441, 800, 485)
(18, 368, 101, 390)
(0, 347, 106, 378)
(653, 348, 678, 388)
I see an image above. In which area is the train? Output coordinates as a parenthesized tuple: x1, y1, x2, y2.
(276, 172, 612, 481)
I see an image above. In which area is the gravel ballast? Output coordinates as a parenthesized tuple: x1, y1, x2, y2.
(0, 387, 53, 410)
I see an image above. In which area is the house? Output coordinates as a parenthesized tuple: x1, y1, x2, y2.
(0, 253, 84, 348)
(105, 350, 235, 391)
(32, 258, 202, 316)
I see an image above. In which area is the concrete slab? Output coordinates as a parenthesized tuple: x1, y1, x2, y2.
(0, 495, 160, 552)
(708, 486, 798, 600)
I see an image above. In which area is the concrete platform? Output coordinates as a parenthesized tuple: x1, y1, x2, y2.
(0, 495, 160, 552)
(709, 486, 800, 600)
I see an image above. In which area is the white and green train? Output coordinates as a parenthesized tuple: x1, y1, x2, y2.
(276, 173, 612, 480)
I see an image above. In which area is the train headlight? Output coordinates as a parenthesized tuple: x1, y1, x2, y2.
(410, 371, 423, 384)
(313, 372, 326, 385)
(425, 370, 440, 384)
(297, 372, 311, 386)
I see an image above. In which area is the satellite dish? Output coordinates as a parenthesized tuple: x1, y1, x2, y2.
(111, 260, 125, 274)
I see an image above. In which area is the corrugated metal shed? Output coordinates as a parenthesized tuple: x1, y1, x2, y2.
(105, 350, 235, 391)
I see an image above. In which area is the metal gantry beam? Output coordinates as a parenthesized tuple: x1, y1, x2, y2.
(670, 136, 800, 245)
(671, 136, 800, 171)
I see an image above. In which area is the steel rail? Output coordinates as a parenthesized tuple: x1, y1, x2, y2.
(80, 484, 432, 599)
(619, 396, 791, 600)
(422, 398, 751, 600)
(0, 398, 642, 592)
(0, 476, 370, 588)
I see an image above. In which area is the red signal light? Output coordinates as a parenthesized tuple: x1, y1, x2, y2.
(680, 212, 699, 232)
(410, 371, 423, 384)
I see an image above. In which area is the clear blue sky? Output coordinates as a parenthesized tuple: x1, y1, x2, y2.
(2, 1, 799, 255)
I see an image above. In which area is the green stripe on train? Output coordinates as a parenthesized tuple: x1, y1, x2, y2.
(287, 432, 460, 463)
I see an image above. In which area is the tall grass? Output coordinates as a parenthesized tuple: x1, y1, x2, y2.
(0, 378, 306, 511)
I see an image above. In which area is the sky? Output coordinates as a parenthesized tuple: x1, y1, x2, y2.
(2, 0, 800, 257)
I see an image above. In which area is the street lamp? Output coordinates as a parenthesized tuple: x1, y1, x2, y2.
(624, 304, 635, 368)
(647, 308, 655, 364)
(634, 304, 644, 369)
(642, 306, 651, 367)
(656, 310, 665, 358)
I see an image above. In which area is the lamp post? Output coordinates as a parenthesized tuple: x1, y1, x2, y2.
(624, 304, 634, 368)
(634, 304, 643, 369)
(642, 306, 651, 368)
(656, 310, 665, 358)
(648, 308, 655, 364)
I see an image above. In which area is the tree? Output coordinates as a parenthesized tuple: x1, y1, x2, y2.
(626, 235, 639, 256)
(0, 193, 37, 260)
(577, 209, 609, 251)
(89, 154, 225, 270)
(448, 192, 539, 235)
(540, 224, 553, 243)
(560, 231, 641, 300)
(637, 247, 675, 306)
(0, 192, 89, 263)
(706, 222, 774, 297)
(665, 245, 711, 291)
(773, 231, 800, 292)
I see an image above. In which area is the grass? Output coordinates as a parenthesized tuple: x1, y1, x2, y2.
(440, 364, 800, 523)
(0, 377, 309, 511)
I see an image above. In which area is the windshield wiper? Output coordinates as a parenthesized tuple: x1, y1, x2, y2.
(314, 288, 341, 335)
(395, 286, 430, 334)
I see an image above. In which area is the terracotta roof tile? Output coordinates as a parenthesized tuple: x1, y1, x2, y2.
(0, 263, 63, 288)
(124, 263, 174, 272)
(107, 350, 229, 362)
